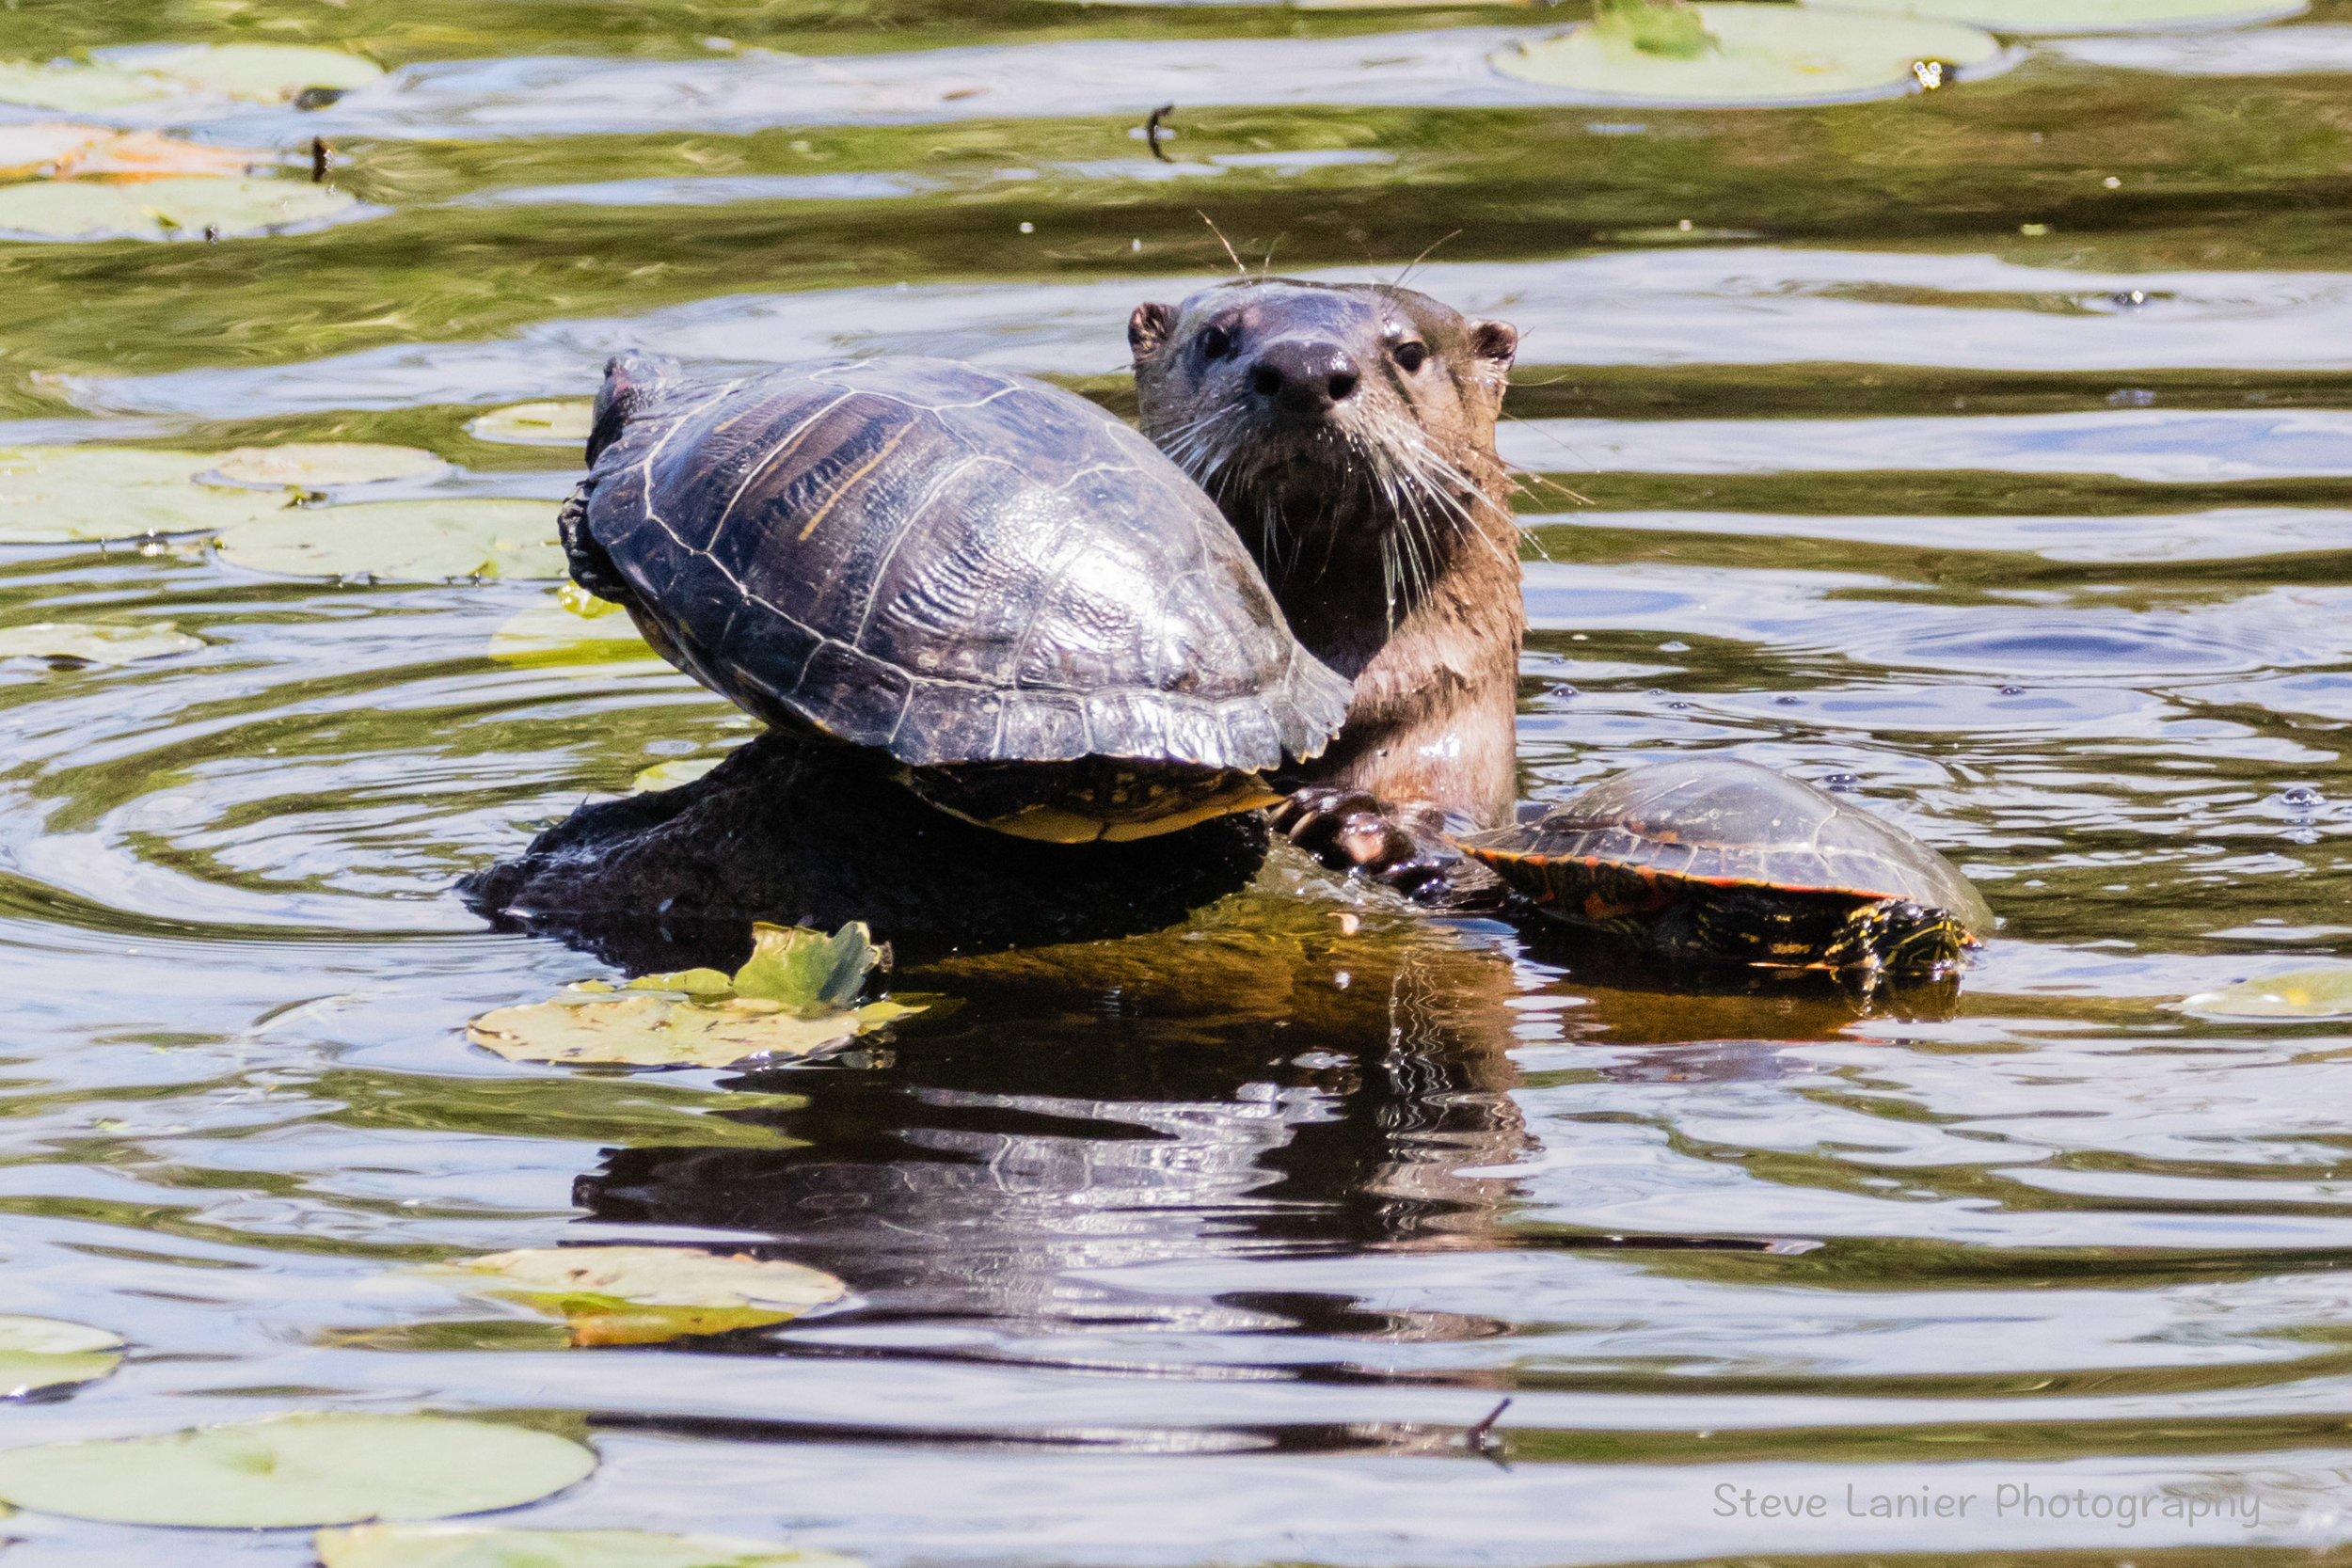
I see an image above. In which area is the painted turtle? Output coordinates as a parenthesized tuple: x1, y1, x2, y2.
(560, 353, 1350, 844)
(1455, 757, 1994, 974)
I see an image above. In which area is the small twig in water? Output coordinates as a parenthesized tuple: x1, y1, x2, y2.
(310, 136, 332, 183)
(1465, 1397, 1513, 1463)
(1144, 103, 1176, 165)
(1198, 212, 1247, 276)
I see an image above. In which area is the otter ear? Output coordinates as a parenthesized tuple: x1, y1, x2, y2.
(1468, 319, 1518, 369)
(1129, 301, 1179, 361)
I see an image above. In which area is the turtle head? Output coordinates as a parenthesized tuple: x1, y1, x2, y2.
(588, 350, 687, 467)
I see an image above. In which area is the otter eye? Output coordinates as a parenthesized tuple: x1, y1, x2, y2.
(1200, 325, 1233, 360)
(1393, 341, 1427, 373)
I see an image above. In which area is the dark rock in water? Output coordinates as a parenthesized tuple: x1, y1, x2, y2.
(457, 730, 1270, 973)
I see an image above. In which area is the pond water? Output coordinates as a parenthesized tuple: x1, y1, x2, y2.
(5, 0, 2352, 1562)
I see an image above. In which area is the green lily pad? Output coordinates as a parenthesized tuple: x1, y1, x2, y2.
(0, 176, 360, 241)
(631, 757, 723, 792)
(317, 1524, 862, 1568)
(215, 498, 566, 582)
(202, 443, 448, 490)
(467, 403, 595, 448)
(0, 44, 382, 113)
(466, 990, 916, 1069)
(0, 445, 292, 542)
(2178, 968, 2352, 1022)
(0, 620, 202, 665)
(430, 1245, 847, 1345)
(1801, 0, 2301, 31)
(1492, 4, 2002, 103)
(0, 1412, 594, 1528)
(488, 586, 660, 672)
(733, 921, 882, 1011)
(0, 1315, 124, 1398)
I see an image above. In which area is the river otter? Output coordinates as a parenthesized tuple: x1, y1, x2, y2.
(1129, 279, 1522, 894)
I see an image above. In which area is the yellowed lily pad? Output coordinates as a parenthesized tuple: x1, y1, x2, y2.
(203, 443, 448, 490)
(317, 1524, 863, 1568)
(0, 44, 383, 114)
(0, 1412, 594, 1528)
(0, 445, 291, 542)
(0, 1315, 124, 1398)
(429, 1245, 847, 1346)
(632, 756, 723, 792)
(468, 922, 927, 1069)
(467, 402, 595, 448)
(467, 990, 914, 1069)
(1493, 4, 2002, 103)
(488, 585, 659, 673)
(0, 620, 201, 665)
(0, 124, 270, 181)
(1801, 0, 2301, 32)
(2178, 968, 2352, 1022)
(215, 498, 566, 582)
(0, 176, 359, 241)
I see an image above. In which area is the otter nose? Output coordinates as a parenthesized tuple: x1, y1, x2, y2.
(1247, 340, 1359, 415)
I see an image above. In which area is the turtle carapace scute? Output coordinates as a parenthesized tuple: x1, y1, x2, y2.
(561, 353, 1350, 844)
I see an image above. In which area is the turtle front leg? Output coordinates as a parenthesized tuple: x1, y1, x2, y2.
(1268, 787, 1505, 908)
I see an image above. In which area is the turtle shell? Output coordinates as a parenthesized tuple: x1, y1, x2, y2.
(564, 354, 1351, 841)
(1456, 756, 1993, 969)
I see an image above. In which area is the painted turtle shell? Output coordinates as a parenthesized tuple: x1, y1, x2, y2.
(561, 353, 1350, 842)
(1456, 757, 1994, 974)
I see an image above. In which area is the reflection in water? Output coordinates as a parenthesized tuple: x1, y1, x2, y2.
(580, 898, 1536, 1324)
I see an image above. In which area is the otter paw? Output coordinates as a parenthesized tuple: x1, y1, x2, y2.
(1271, 788, 1453, 894)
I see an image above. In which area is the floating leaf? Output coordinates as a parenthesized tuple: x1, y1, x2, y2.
(215, 498, 565, 582)
(487, 586, 659, 672)
(2177, 968, 2352, 1022)
(0, 620, 201, 665)
(631, 757, 723, 792)
(466, 991, 915, 1069)
(59, 129, 270, 180)
(0, 1412, 594, 1528)
(202, 443, 448, 490)
(0, 445, 289, 543)
(468, 923, 922, 1069)
(0, 176, 359, 241)
(0, 1315, 124, 1398)
(430, 1246, 846, 1345)
(467, 403, 595, 448)
(317, 1524, 861, 1568)
(0, 44, 382, 114)
(733, 921, 882, 1012)
(0, 122, 110, 178)
(1493, 5, 2002, 104)
(627, 967, 734, 995)
(1801, 0, 2302, 32)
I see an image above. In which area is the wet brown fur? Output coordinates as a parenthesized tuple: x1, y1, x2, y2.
(1129, 279, 1521, 830)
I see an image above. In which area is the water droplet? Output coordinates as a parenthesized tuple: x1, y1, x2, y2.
(1018, 221, 1035, 234)
(1821, 772, 1860, 791)
(2281, 785, 2323, 808)
(1659, 640, 1689, 652)
(1999, 685, 2027, 696)
(1774, 695, 1803, 705)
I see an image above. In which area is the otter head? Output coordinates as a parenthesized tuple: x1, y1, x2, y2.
(1128, 279, 1518, 596)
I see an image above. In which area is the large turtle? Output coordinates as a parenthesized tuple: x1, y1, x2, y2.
(559, 353, 1351, 845)
(1455, 757, 1994, 975)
